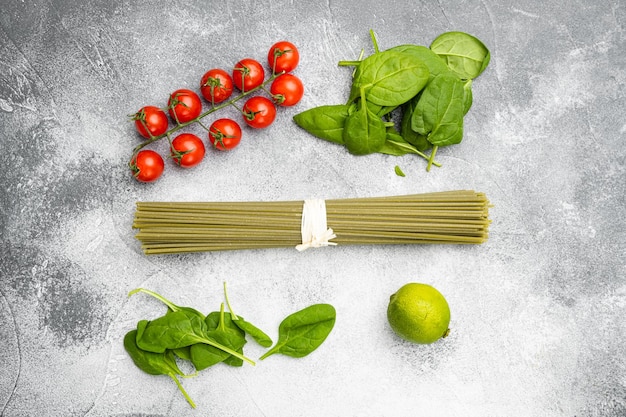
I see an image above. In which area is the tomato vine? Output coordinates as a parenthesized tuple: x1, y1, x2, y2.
(129, 41, 303, 183)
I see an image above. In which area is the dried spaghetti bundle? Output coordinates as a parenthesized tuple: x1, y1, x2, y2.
(133, 190, 491, 255)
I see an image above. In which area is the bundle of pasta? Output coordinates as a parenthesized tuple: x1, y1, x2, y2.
(133, 190, 491, 255)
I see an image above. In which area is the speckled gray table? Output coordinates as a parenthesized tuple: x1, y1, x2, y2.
(1, 1, 624, 416)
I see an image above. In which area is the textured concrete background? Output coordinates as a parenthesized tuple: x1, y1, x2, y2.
(1, 0, 625, 416)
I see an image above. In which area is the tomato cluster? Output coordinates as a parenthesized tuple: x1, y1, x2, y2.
(129, 41, 303, 183)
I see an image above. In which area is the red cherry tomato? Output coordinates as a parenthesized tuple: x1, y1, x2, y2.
(209, 118, 242, 151)
(200, 69, 234, 105)
(132, 106, 169, 138)
(270, 74, 304, 106)
(168, 89, 202, 124)
(170, 133, 206, 168)
(242, 96, 276, 129)
(232, 58, 265, 92)
(268, 41, 299, 74)
(130, 150, 164, 182)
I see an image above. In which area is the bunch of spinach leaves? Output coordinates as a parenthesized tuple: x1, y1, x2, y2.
(124, 284, 336, 408)
(293, 30, 490, 172)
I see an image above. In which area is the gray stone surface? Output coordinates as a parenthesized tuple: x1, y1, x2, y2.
(1, 0, 625, 416)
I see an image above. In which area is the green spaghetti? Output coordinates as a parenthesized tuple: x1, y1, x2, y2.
(132, 190, 491, 255)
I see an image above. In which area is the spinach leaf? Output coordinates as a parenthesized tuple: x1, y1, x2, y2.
(343, 98, 387, 155)
(124, 330, 185, 376)
(463, 79, 473, 115)
(124, 330, 196, 408)
(135, 310, 255, 365)
(411, 72, 465, 147)
(394, 165, 406, 177)
(292, 104, 350, 145)
(379, 129, 442, 168)
(259, 304, 336, 360)
(366, 101, 397, 118)
(233, 319, 273, 348)
(222, 281, 273, 348)
(400, 95, 431, 151)
(172, 346, 192, 361)
(430, 31, 491, 80)
(386, 44, 449, 81)
(135, 310, 208, 353)
(190, 306, 247, 370)
(350, 50, 429, 107)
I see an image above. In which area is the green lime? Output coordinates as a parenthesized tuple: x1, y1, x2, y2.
(387, 282, 451, 344)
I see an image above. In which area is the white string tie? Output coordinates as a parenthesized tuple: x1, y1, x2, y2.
(295, 199, 337, 251)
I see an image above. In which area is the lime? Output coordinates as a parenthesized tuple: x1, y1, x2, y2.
(387, 282, 451, 344)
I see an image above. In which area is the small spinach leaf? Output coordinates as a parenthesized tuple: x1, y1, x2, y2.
(222, 281, 273, 348)
(292, 104, 350, 145)
(400, 96, 431, 151)
(411, 72, 465, 147)
(394, 165, 406, 177)
(430, 31, 491, 80)
(259, 304, 336, 360)
(233, 319, 273, 348)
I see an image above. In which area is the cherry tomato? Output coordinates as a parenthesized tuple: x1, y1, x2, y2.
(268, 41, 299, 74)
(132, 106, 169, 138)
(170, 133, 206, 168)
(200, 69, 234, 105)
(168, 89, 202, 124)
(232, 58, 265, 92)
(130, 150, 164, 182)
(242, 96, 276, 129)
(270, 73, 304, 106)
(209, 118, 242, 151)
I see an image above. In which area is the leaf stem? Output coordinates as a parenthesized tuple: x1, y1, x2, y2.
(369, 29, 380, 53)
(200, 336, 255, 366)
(223, 282, 240, 321)
(337, 60, 362, 67)
(169, 374, 196, 409)
(426, 145, 439, 171)
(129, 288, 178, 312)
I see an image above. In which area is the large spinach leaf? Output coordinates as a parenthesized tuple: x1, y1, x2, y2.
(343, 101, 387, 155)
(349, 50, 429, 107)
(135, 309, 255, 365)
(386, 44, 449, 81)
